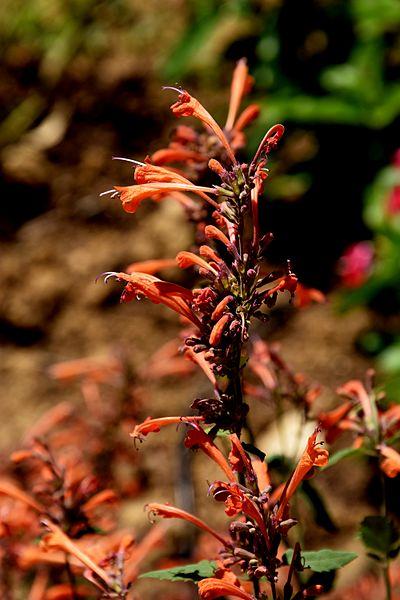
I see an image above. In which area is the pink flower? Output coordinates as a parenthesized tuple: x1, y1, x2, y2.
(338, 242, 374, 288)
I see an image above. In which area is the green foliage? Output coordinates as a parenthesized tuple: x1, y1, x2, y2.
(323, 447, 364, 468)
(284, 549, 357, 572)
(359, 516, 400, 561)
(139, 560, 217, 583)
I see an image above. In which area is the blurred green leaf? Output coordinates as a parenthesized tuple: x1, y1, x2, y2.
(359, 516, 400, 559)
(323, 447, 364, 469)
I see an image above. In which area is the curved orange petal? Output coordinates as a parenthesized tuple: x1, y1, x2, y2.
(146, 503, 228, 547)
(198, 577, 253, 599)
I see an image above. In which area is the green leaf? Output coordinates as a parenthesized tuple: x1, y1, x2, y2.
(139, 560, 217, 583)
(359, 516, 400, 559)
(323, 447, 364, 469)
(284, 549, 357, 573)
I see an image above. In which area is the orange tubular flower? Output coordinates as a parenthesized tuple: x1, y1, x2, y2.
(103, 271, 201, 328)
(225, 58, 253, 131)
(294, 283, 325, 308)
(209, 314, 231, 346)
(115, 181, 218, 214)
(0, 479, 45, 513)
(211, 295, 233, 321)
(184, 346, 217, 385)
(276, 429, 329, 520)
(151, 148, 205, 165)
(379, 446, 400, 478)
(318, 401, 354, 443)
(200, 245, 223, 264)
(176, 251, 218, 276)
(198, 578, 253, 600)
(146, 503, 229, 547)
(130, 416, 204, 443)
(167, 89, 237, 164)
(337, 379, 373, 420)
(41, 521, 114, 591)
(228, 434, 253, 476)
(184, 426, 236, 482)
(125, 258, 177, 275)
(233, 104, 260, 133)
(204, 225, 232, 248)
(210, 482, 270, 548)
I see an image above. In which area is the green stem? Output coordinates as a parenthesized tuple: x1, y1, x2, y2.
(383, 563, 392, 600)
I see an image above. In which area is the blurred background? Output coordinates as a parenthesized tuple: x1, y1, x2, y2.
(0, 0, 400, 594)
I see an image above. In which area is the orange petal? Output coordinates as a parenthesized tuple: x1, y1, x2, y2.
(198, 578, 253, 600)
(184, 426, 236, 482)
(146, 503, 228, 547)
(176, 251, 218, 276)
(130, 416, 204, 443)
(379, 446, 400, 478)
(225, 58, 253, 131)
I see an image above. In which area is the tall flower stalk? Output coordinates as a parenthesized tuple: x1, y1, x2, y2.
(105, 60, 297, 436)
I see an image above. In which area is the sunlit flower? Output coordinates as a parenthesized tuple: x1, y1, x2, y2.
(102, 271, 202, 327)
(166, 89, 237, 164)
(276, 429, 329, 520)
(130, 416, 204, 444)
(184, 425, 236, 482)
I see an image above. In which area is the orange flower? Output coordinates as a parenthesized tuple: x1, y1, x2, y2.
(204, 225, 232, 248)
(184, 426, 236, 482)
(176, 251, 218, 276)
(200, 245, 223, 265)
(130, 416, 204, 443)
(151, 148, 205, 165)
(81, 490, 118, 515)
(210, 481, 269, 548)
(294, 283, 325, 308)
(184, 346, 217, 385)
(133, 162, 189, 185)
(211, 295, 233, 321)
(0, 479, 45, 513)
(41, 520, 114, 591)
(228, 434, 253, 476)
(115, 181, 217, 214)
(125, 258, 177, 275)
(318, 401, 353, 443)
(209, 314, 231, 346)
(379, 446, 400, 478)
(146, 503, 229, 547)
(102, 271, 201, 328)
(167, 88, 236, 164)
(263, 273, 298, 301)
(337, 380, 373, 421)
(48, 357, 122, 384)
(198, 578, 253, 600)
(233, 104, 260, 133)
(276, 429, 329, 520)
(225, 58, 253, 131)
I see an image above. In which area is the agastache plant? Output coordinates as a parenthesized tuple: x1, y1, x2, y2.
(98, 60, 347, 600)
(103, 59, 297, 436)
